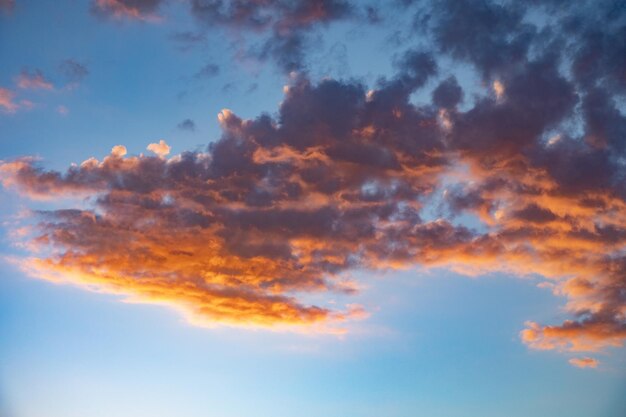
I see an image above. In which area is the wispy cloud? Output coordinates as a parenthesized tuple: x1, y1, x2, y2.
(92, 0, 164, 22)
(17, 69, 54, 90)
(59, 59, 89, 84)
(194, 63, 220, 79)
(169, 31, 206, 51)
(177, 119, 196, 131)
(569, 357, 600, 369)
(0, 87, 19, 113)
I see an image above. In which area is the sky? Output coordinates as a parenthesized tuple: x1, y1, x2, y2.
(1, 1, 626, 416)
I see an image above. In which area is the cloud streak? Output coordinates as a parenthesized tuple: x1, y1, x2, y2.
(569, 357, 600, 369)
(16, 69, 54, 91)
(92, 0, 164, 22)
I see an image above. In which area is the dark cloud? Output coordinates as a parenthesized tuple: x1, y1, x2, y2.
(169, 31, 206, 51)
(178, 119, 196, 131)
(365, 5, 381, 24)
(581, 87, 626, 154)
(190, 0, 353, 30)
(195, 63, 220, 79)
(59, 59, 89, 83)
(432, 76, 462, 108)
(394, 49, 438, 92)
(512, 204, 558, 224)
(450, 56, 577, 160)
(566, 3, 626, 93)
(429, 0, 534, 76)
(190, 0, 354, 72)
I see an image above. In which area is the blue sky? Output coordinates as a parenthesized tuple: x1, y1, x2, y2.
(1, 1, 626, 416)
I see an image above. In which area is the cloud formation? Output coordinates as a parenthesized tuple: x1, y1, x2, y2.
(1, 0, 625, 364)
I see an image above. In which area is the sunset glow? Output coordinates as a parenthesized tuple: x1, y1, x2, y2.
(1, 1, 625, 416)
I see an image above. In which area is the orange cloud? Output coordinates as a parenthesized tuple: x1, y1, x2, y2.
(569, 357, 599, 369)
(0, 87, 18, 113)
(147, 139, 171, 157)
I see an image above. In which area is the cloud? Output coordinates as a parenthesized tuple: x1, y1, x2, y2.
(393, 49, 438, 92)
(169, 31, 206, 51)
(190, 0, 355, 72)
(59, 59, 89, 84)
(428, 0, 532, 77)
(432, 76, 462, 109)
(178, 119, 196, 131)
(17, 69, 54, 90)
(194, 63, 220, 79)
(1, 0, 626, 362)
(94, 0, 357, 70)
(3, 63, 626, 345)
(568, 357, 599, 369)
(0, 74, 450, 331)
(512, 204, 558, 224)
(147, 139, 171, 156)
(92, 0, 164, 22)
(111, 145, 127, 157)
(0, 87, 19, 113)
